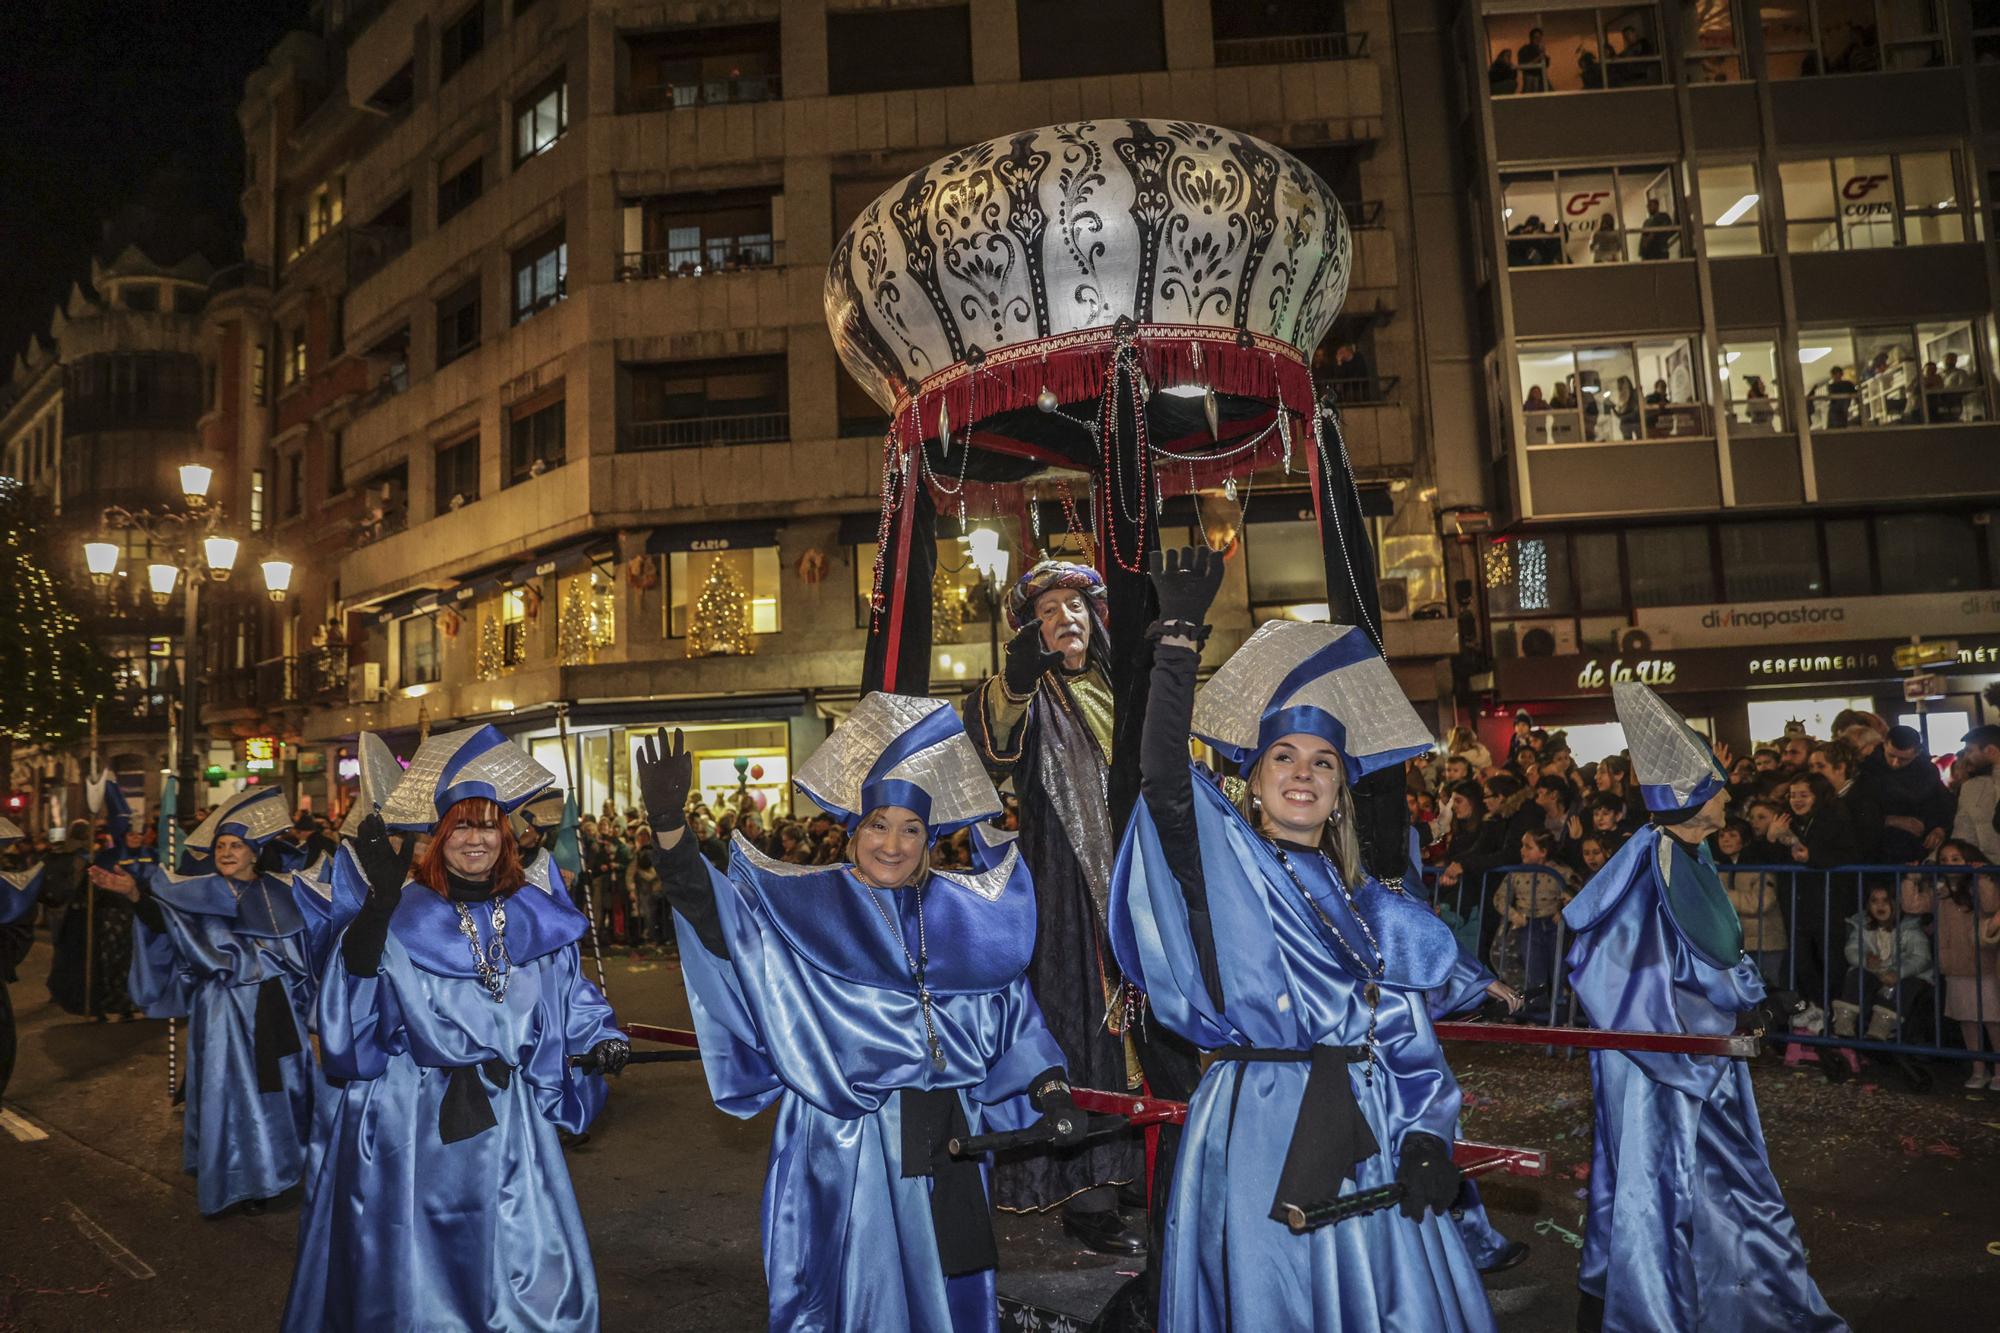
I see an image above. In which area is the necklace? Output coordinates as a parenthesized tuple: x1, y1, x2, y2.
(453, 899, 513, 1003)
(1273, 844, 1385, 1083)
(862, 878, 946, 1072)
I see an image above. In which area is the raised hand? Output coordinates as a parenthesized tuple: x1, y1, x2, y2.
(353, 813, 411, 912)
(1147, 545, 1225, 628)
(635, 728, 692, 831)
(1002, 622, 1065, 697)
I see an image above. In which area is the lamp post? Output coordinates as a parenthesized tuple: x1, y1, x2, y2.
(81, 462, 291, 821)
(964, 527, 1012, 678)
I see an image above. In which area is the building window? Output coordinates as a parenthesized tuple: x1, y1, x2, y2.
(398, 614, 442, 686)
(509, 398, 565, 482)
(512, 227, 567, 322)
(826, 6, 972, 95)
(1246, 520, 1334, 623)
(494, 589, 530, 669)
(436, 433, 480, 513)
(436, 278, 481, 369)
(286, 327, 307, 385)
(514, 72, 567, 162)
(623, 23, 782, 111)
(1717, 337, 1785, 433)
(329, 428, 345, 493)
(1680, 0, 1743, 82)
(618, 189, 778, 280)
(1779, 151, 1966, 253)
(1625, 525, 1714, 607)
(1978, 6, 2000, 62)
(1760, 1, 1944, 78)
(441, 3, 484, 83)
(285, 452, 304, 518)
(621, 356, 788, 450)
(250, 468, 266, 532)
(666, 548, 781, 638)
(1485, 6, 1664, 95)
(1017, 0, 1165, 79)
(1696, 161, 1765, 256)
(557, 570, 616, 665)
(123, 283, 159, 312)
(1211, 1, 1361, 65)
(1484, 534, 1577, 619)
(437, 158, 483, 227)
(1720, 520, 1823, 600)
(1518, 337, 1710, 444)
(1501, 164, 1681, 266)
(1799, 321, 1990, 429)
(1875, 512, 1979, 594)
(252, 343, 268, 404)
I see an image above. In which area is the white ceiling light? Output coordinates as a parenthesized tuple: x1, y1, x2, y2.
(1714, 193, 1759, 226)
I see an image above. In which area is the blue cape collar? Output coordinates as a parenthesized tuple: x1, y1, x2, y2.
(153, 869, 305, 938)
(388, 871, 587, 977)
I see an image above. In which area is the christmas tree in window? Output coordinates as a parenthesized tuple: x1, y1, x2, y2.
(686, 557, 755, 657)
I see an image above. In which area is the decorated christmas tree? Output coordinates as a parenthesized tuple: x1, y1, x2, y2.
(475, 614, 504, 680)
(687, 557, 755, 657)
(931, 563, 967, 641)
(0, 481, 109, 781)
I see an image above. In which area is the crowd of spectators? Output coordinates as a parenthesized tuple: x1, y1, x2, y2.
(1407, 706, 2000, 1088)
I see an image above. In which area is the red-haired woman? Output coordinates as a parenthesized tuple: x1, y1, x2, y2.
(283, 723, 624, 1333)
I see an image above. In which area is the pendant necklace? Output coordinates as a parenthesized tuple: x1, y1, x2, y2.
(1273, 844, 1386, 1083)
(864, 879, 947, 1072)
(454, 899, 513, 1002)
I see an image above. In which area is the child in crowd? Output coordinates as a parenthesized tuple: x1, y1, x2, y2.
(1835, 881, 1934, 1042)
(1900, 840, 2000, 1088)
(1493, 829, 1577, 994)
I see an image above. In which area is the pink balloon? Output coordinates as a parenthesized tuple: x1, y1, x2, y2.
(752, 791, 769, 811)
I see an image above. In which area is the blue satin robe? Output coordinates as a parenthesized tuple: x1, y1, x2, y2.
(127, 868, 319, 1216)
(673, 839, 1064, 1333)
(1110, 773, 1495, 1333)
(1423, 949, 1515, 1272)
(0, 863, 44, 924)
(1563, 831, 1845, 1332)
(282, 875, 618, 1333)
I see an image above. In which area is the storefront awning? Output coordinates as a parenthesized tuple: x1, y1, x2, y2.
(368, 588, 446, 626)
(645, 521, 782, 555)
(447, 559, 515, 606)
(505, 539, 615, 586)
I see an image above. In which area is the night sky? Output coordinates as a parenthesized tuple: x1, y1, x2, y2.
(0, 0, 311, 370)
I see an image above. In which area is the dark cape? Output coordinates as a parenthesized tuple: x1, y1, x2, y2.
(47, 847, 148, 1016)
(964, 666, 1141, 1210)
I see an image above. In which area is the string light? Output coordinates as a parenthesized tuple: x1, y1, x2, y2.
(1517, 538, 1549, 611)
(1482, 540, 1513, 589)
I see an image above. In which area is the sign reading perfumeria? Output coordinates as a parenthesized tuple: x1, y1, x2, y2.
(1637, 590, 2000, 649)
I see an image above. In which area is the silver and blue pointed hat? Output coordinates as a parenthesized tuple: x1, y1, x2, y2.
(378, 724, 557, 831)
(338, 732, 404, 835)
(1191, 621, 1434, 779)
(794, 693, 999, 836)
(186, 786, 292, 854)
(510, 787, 566, 836)
(1613, 680, 1727, 814)
(0, 816, 23, 846)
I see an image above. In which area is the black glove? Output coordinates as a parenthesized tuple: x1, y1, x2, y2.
(1147, 545, 1225, 629)
(587, 1037, 630, 1076)
(1394, 1132, 1461, 1222)
(634, 728, 692, 833)
(1030, 1069, 1088, 1148)
(1002, 622, 1064, 698)
(342, 814, 411, 977)
(1750, 988, 1803, 1033)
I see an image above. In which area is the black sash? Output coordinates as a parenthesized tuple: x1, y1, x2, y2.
(252, 977, 304, 1094)
(1213, 1044, 1379, 1223)
(439, 1060, 516, 1144)
(899, 1087, 998, 1277)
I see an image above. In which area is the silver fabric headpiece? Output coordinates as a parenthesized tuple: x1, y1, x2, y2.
(0, 816, 21, 845)
(187, 786, 292, 853)
(794, 693, 1000, 836)
(1613, 681, 1726, 814)
(339, 733, 404, 835)
(379, 724, 557, 831)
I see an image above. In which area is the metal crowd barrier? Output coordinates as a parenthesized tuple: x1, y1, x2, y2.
(1419, 863, 1580, 1030)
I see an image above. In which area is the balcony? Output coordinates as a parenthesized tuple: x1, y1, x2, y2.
(621, 23, 782, 114)
(617, 237, 780, 282)
(627, 71, 781, 112)
(623, 411, 790, 451)
(1214, 31, 1367, 67)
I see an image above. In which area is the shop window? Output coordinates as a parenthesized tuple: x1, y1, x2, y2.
(621, 356, 788, 450)
(666, 548, 782, 638)
(398, 614, 441, 686)
(514, 72, 567, 163)
(1721, 520, 1823, 599)
(1747, 698, 1871, 744)
(436, 432, 480, 513)
(1245, 521, 1332, 623)
(1018, 0, 1166, 79)
(508, 398, 565, 482)
(558, 570, 617, 665)
(1681, 0, 1744, 81)
(826, 5, 972, 95)
(852, 534, 1005, 631)
(1759, 0, 1943, 78)
(1500, 163, 1680, 266)
(1518, 337, 1711, 445)
(1696, 162, 1765, 256)
(618, 188, 779, 281)
(1625, 525, 1714, 606)
(1874, 512, 1979, 594)
(1718, 338, 1784, 433)
(1484, 5, 1664, 95)
(475, 590, 529, 679)
(622, 22, 781, 112)
(512, 226, 567, 322)
(1779, 151, 1966, 252)
(1483, 534, 1575, 617)
(436, 278, 481, 369)
(1799, 321, 1989, 429)
(441, 3, 484, 83)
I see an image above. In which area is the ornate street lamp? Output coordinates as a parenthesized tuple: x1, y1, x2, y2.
(84, 540, 120, 587)
(261, 558, 294, 603)
(146, 561, 180, 606)
(204, 536, 240, 580)
(179, 463, 215, 509)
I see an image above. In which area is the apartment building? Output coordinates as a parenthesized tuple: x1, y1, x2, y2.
(1448, 1, 2000, 756)
(199, 0, 1474, 816)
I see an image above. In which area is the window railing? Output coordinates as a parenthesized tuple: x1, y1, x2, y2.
(624, 411, 790, 451)
(306, 648, 348, 701)
(627, 71, 781, 112)
(1806, 383, 1990, 431)
(1321, 373, 1400, 407)
(1214, 31, 1368, 66)
(255, 656, 303, 707)
(618, 238, 780, 281)
(1523, 402, 1714, 445)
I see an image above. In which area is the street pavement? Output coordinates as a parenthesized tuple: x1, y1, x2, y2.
(4, 932, 1997, 1330)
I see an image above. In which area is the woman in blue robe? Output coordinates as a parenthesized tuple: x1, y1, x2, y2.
(1109, 546, 1494, 1333)
(2, 816, 47, 1103)
(95, 787, 319, 1217)
(281, 724, 625, 1333)
(637, 698, 1078, 1333)
(1563, 682, 1844, 1333)
(1422, 941, 1527, 1276)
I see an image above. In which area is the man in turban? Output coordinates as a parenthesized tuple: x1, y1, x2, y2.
(962, 559, 1146, 1255)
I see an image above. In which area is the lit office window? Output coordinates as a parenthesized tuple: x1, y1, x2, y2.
(1680, 0, 1743, 82)
(1500, 164, 1680, 266)
(1518, 337, 1711, 445)
(1717, 338, 1785, 433)
(1779, 151, 1966, 253)
(1483, 6, 1664, 95)
(1760, 1, 1944, 78)
(515, 73, 568, 162)
(1798, 320, 1991, 430)
(1696, 162, 1765, 256)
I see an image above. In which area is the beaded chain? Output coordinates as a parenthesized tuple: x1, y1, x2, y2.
(1273, 845, 1386, 1083)
(863, 881, 947, 1072)
(453, 900, 514, 1003)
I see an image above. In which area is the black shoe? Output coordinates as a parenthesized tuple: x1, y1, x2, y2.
(240, 1198, 268, 1217)
(1117, 1181, 1149, 1211)
(1061, 1205, 1148, 1256)
(1479, 1239, 1529, 1275)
